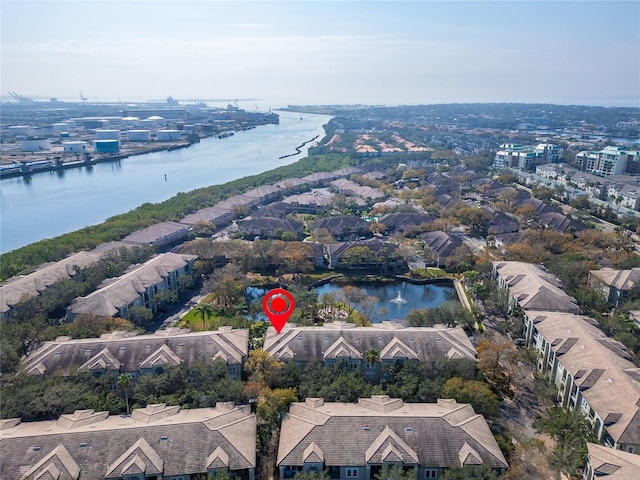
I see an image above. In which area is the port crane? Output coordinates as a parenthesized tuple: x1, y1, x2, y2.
(80, 91, 87, 102)
(8, 91, 34, 104)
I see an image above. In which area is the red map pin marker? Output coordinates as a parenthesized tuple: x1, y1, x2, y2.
(263, 288, 295, 334)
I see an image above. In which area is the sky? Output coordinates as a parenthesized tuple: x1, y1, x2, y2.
(1, 0, 639, 108)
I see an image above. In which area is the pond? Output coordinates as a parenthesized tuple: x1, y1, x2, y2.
(246, 280, 459, 323)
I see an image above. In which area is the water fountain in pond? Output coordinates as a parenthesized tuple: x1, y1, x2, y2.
(390, 291, 407, 304)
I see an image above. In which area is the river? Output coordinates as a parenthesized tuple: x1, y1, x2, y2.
(0, 111, 331, 253)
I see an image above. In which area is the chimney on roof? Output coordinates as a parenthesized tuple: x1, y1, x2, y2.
(437, 399, 459, 409)
(215, 401, 236, 412)
(305, 398, 325, 409)
(358, 395, 404, 413)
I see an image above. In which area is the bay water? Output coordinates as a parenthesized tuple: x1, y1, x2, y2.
(0, 111, 330, 253)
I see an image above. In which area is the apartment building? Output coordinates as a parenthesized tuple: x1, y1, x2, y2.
(523, 310, 640, 454)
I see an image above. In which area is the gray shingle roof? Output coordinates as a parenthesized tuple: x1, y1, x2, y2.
(330, 178, 385, 200)
(277, 396, 507, 470)
(121, 221, 189, 246)
(67, 253, 197, 318)
(20, 327, 248, 377)
(587, 442, 640, 479)
(180, 206, 232, 226)
(0, 404, 256, 479)
(378, 213, 434, 232)
(421, 231, 462, 262)
(493, 261, 579, 313)
(311, 216, 370, 236)
(590, 268, 640, 292)
(1, 251, 103, 315)
(264, 322, 476, 363)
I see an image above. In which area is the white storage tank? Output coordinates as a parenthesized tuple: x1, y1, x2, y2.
(156, 130, 181, 141)
(121, 116, 140, 127)
(63, 141, 87, 153)
(146, 115, 165, 127)
(139, 119, 154, 128)
(95, 129, 120, 140)
(20, 137, 50, 152)
(126, 130, 151, 142)
(8, 125, 32, 136)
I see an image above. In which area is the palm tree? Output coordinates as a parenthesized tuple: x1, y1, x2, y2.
(194, 302, 214, 331)
(117, 373, 132, 416)
(365, 348, 380, 366)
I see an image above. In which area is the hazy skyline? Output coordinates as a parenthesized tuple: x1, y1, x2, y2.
(2, 1, 639, 108)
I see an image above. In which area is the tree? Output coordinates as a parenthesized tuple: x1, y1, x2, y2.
(245, 349, 283, 388)
(455, 207, 492, 237)
(476, 336, 519, 391)
(194, 302, 214, 331)
(332, 286, 381, 325)
(515, 203, 538, 223)
(570, 195, 591, 210)
(58, 314, 134, 339)
(128, 306, 153, 328)
(312, 228, 335, 244)
(534, 406, 596, 478)
(209, 264, 248, 311)
(117, 373, 133, 416)
(440, 465, 498, 480)
(207, 470, 232, 480)
(257, 387, 298, 428)
(191, 220, 216, 237)
(369, 222, 386, 235)
(277, 242, 316, 276)
(365, 349, 380, 366)
(446, 244, 476, 273)
(374, 465, 417, 480)
(441, 377, 499, 418)
(340, 246, 374, 267)
(406, 302, 474, 332)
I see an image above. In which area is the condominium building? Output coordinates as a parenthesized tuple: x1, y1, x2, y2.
(494, 143, 563, 170)
(575, 146, 640, 177)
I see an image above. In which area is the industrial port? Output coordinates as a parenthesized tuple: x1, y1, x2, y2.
(0, 96, 279, 178)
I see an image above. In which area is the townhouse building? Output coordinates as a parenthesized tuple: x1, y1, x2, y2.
(0, 250, 105, 320)
(277, 396, 508, 480)
(0, 403, 256, 480)
(66, 253, 197, 321)
(20, 327, 249, 380)
(263, 321, 476, 382)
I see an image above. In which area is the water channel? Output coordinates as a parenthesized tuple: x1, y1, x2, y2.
(0, 111, 331, 253)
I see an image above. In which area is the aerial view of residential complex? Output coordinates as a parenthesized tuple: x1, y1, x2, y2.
(1, 2, 639, 480)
